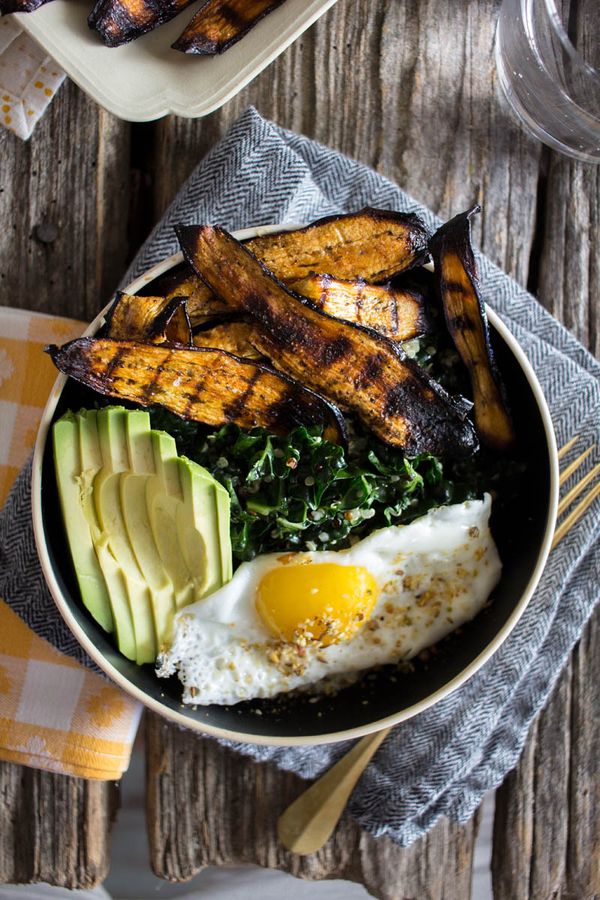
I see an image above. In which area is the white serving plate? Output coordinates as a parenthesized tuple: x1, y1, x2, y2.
(14, 0, 338, 121)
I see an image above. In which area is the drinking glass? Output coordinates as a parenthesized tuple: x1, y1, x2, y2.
(495, 0, 600, 163)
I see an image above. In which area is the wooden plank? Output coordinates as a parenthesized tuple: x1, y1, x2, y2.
(492, 145, 600, 899)
(0, 83, 131, 887)
(492, 613, 600, 900)
(0, 762, 119, 888)
(146, 713, 480, 900)
(145, 0, 543, 893)
(0, 81, 131, 322)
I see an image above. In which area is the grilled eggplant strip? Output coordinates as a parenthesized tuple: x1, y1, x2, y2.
(173, 0, 285, 55)
(240, 208, 430, 284)
(47, 338, 346, 445)
(89, 0, 195, 47)
(290, 274, 430, 342)
(178, 225, 478, 458)
(193, 321, 262, 359)
(175, 208, 431, 324)
(0, 0, 51, 12)
(105, 293, 193, 345)
(429, 206, 516, 451)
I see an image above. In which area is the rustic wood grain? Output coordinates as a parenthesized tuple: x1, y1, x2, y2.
(146, 712, 480, 900)
(492, 146, 600, 900)
(0, 762, 119, 887)
(492, 614, 600, 900)
(0, 83, 130, 887)
(0, 81, 131, 322)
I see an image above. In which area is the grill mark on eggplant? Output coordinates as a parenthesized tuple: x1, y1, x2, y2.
(355, 353, 384, 389)
(322, 336, 352, 365)
(223, 369, 262, 420)
(448, 313, 476, 332)
(105, 346, 127, 383)
(178, 224, 478, 457)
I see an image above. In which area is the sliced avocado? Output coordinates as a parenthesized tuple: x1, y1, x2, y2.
(54, 406, 232, 665)
(53, 413, 113, 634)
(146, 430, 195, 611)
(77, 409, 136, 661)
(94, 408, 156, 665)
(122, 412, 176, 651)
(177, 457, 232, 604)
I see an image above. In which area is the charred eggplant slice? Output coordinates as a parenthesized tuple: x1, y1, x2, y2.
(242, 208, 430, 284)
(105, 293, 192, 345)
(193, 320, 262, 359)
(173, 0, 285, 55)
(89, 0, 195, 47)
(429, 206, 516, 451)
(290, 273, 430, 342)
(178, 224, 478, 458)
(47, 338, 346, 445)
(0, 0, 52, 11)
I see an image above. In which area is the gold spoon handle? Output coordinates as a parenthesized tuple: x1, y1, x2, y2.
(277, 726, 392, 855)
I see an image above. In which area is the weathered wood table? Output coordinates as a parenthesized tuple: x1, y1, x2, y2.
(1, 1, 598, 897)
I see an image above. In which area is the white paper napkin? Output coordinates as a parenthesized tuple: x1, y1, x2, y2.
(0, 16, 64, 139)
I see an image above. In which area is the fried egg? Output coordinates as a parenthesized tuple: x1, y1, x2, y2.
(157, 496, 501, 705)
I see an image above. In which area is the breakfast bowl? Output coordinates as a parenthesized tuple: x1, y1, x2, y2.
(31, 220, 559, 746)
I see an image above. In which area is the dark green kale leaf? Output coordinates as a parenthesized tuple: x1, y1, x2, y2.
(182, 423, 460, 564)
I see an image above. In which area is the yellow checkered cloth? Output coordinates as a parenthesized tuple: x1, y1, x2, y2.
(0, 306, 141, 780)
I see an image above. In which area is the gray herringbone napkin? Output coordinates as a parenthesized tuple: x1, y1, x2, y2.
(1, 107, 599, 847)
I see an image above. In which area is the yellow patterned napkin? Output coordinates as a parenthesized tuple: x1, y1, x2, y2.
(0, 306, 142, 780)
(0, 16, 65, 140)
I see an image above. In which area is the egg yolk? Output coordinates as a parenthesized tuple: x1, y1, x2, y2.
(255, 563, 379, 646)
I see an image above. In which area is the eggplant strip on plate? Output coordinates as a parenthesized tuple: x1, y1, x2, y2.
(47, 338, 346, 445)
(429, 206, 516, 451)
(171, 208, 431, 325)
(89, 0, 195, 46)
(290, 273, 430, 342)
(0, 0, 51, 11)
(105, 293, 192, 345)
(178, 224, 478, 458)
(173, 0, 286, 55)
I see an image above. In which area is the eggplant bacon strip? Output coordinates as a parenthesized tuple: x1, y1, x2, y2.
(429, 206, 516, 451)
(175, 208, 431, 324)
(178, 225, 478, 458)
(47, 338, 346, 445)
(105, 293, 193, 346)
(89, 0, 195, 47)
(0, 0, 51, 12)
(290, 274, 430, 342)
(173, 0, 285, 55)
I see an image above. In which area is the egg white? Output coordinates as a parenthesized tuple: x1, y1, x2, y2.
(157, 495, 501, 705)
